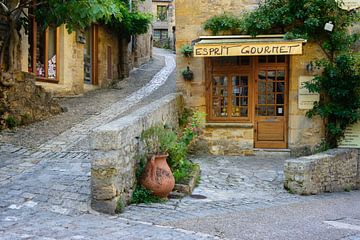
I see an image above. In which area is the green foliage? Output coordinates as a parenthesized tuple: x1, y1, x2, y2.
(203, 13, 242, 35)
(5, 115, 19, 128)
(34, 0, 152, 35)
(179, 44, 193, 57)
(305, 54, 360, 147)
(115, 198, 125, 214)
(181, 67, 194, 81)
(130, 185, 164, 204)
(141, 125, 178, 155)
(203, 0, 360, 148)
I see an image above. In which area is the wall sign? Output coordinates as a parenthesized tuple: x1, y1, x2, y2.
(336, 0, 360, 10)
(298, 76, 320, 110)
(194, 41, 303, 57)
(339, 122, 360, 148)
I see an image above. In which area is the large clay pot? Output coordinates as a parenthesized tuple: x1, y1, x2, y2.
(140, 154, 175, 198)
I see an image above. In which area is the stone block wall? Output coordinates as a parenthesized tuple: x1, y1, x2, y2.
(284, 148, 359, 195)
(90, 93, 183, 214)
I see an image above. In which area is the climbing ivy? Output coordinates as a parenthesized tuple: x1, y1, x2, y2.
(203, 0, 360, 148)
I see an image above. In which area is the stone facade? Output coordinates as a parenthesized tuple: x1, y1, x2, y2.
(284, 148, 359, 195)
(175, 0, 326, 154)
(90, 93, 183, 214)
(152, 0, 176, 50)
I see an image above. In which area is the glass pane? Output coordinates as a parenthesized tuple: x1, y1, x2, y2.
(212, 76, 228, 117)
(268, 55, 276, 63)
(268, 70, 276, 81)
(277, 55, 286, 63)
(266, 82, 274, 93)
(36, 27, 45, 77)
(259, 56, 266, 63)
(277, 94, 284, 104)
(47, 27, 56, 79)
(240, 56, 250, 65)
(240, 87, 248, 96)
(276, 82, 285, 93)
(240, 76, 248, 85)
(84, 28, 92, 83)
(240, 108, 248, 117)
(277, 70, 285, 81)
(267, 106, 275, 116)
(258, 71, 266, 80)
(276, 106, 284, 116)
(267, 94, 275, 104)
(257, 106, 267, 116)
(258, 81, 266, 94)
(258, 94, 266, 104)
(240, 97, 248, 106)
(233, 76, 240, 86)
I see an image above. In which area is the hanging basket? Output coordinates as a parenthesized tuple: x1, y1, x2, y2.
(182, 66, 194, 81)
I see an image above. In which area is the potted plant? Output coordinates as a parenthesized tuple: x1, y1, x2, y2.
(181, 66, 194, 81)
(179, 44, 193, 58)
(140, 125, 177, 198)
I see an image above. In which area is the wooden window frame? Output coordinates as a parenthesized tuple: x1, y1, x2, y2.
(29, 17, 60, 83)
(205, 57, 254, 123)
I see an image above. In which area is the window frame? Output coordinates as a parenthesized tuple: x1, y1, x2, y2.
(205, 57, 254, 123)
(156, 5, 168, 21)
(28, 14, 60, 83)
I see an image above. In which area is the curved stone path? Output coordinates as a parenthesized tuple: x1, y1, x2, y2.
(38, 52, 176, 152)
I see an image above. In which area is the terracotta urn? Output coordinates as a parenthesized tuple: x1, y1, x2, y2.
(140, 154, 175, 198)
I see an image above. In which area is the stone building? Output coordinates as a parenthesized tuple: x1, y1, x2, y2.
(18, 1, 152, 96)
(152, 0, 176, 50)
(175, 0, 327, 155)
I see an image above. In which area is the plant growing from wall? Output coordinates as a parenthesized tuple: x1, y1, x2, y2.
(203, 0, 360, 148)
(180, 44, 194, 80)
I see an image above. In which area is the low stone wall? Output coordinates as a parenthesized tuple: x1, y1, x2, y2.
(284, 148, 359, 195)
(90, 93, 183, 214)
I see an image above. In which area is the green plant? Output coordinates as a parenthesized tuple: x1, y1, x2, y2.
(115, 198, 125, 214)
(181, 66, 194, 81)
(203, 13, 242, 35)
(5, 115, 19, 129)
(180, 44, 193, 58)
(130, 185, 164, 204)
(141, 125, 178, 155)
(305, 55, 360, 148)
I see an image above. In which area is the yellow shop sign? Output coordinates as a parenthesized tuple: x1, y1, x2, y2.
(194, 41, 304, 57)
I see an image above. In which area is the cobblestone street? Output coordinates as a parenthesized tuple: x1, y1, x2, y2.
(0, 48, 360, 239)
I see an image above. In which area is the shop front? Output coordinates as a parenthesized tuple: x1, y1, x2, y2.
(176, 35, 324, 155)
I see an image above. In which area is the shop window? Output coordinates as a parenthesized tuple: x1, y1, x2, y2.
(157, 5, 167, 21)
(28, 11, 59, 82)
(210, 74, 249, 121)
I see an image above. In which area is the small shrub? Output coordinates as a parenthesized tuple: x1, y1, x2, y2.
(180, 44, 193, 58)
(115, 198, 125, 214)
(131, 185, 164, 204)
(5, 115, 19, 128)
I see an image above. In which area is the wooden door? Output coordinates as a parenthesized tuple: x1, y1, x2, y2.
(254, 60, 288, 148)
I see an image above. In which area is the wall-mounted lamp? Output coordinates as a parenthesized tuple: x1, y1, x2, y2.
(306, 61, 314, 73)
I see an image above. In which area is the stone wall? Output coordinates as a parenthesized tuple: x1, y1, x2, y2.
(284, 148, 359, 195)
(0, 72, 62, 129)
(90, 93, 183, 214)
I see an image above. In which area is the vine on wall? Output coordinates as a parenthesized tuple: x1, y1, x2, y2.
(203, 0, 360, 148)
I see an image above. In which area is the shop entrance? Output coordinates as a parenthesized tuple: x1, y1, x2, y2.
(206, 55, 289, 149)
(254, 56, 288, 148)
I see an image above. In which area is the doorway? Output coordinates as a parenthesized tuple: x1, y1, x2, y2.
(254, 56, 288, 148)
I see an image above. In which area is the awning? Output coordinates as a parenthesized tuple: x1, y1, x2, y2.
(193, 35, 307, 57)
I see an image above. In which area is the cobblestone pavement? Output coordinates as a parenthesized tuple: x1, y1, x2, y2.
(0, 48, 360, 239)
